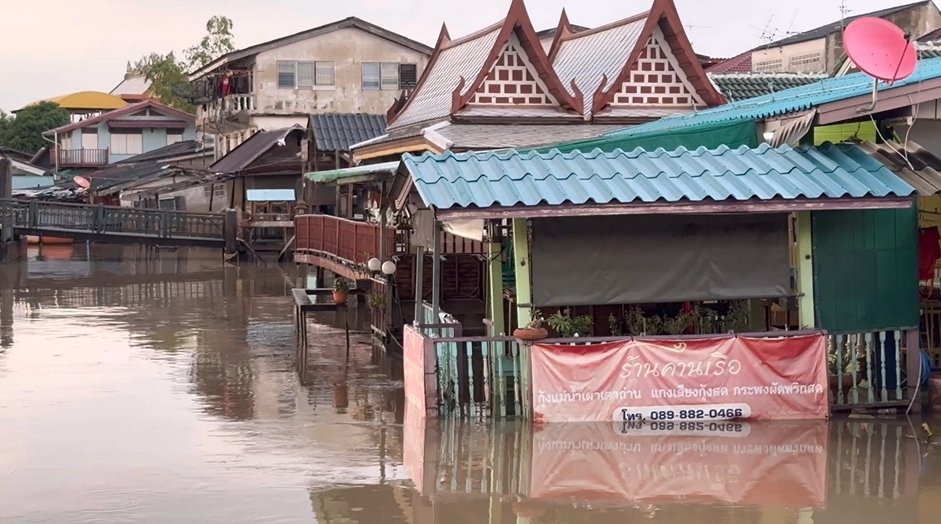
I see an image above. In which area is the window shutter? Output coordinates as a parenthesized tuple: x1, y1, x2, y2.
(399, 64, 418, 89)
(315, 62, 335, 86)
(277, 61, 296, 88)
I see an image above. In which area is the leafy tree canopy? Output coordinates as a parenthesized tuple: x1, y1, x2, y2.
(0, 102, 69, 155)
(137, 16, 235, 112)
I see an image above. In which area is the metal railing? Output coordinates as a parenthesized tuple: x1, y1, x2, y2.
(0, 199, 225, 242)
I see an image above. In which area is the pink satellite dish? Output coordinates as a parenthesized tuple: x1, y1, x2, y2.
(844, 17, 917, 82)
(73, 176, 90, 189)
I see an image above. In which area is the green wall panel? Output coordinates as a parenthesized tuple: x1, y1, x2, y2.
(811, 206, 918, 333)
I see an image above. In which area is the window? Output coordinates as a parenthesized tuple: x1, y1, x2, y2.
(754, 58, 783, 72)
(362, 62, 409, 91)
(81, 129, 97, 150)
(398, 63, 418, 89)
(297, 62, 314, 88)
(278, 61, 296, 88)
(166, 131, 183, 146)
(381, 63, 399, 90)
(110, 131, 143, 155)
(362, 62, 381, 90)
(278, 60, 335, 88)
(315, 62, 335, 86)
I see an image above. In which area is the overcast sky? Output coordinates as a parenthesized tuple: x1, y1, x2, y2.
(0, 0, 927, 112)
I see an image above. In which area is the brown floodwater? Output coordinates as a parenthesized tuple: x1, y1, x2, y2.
(2, 244, 941, 523)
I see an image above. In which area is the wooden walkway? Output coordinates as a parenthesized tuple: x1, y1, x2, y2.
(0, 199, 232, 248)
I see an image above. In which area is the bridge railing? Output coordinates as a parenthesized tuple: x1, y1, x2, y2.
(295, 214, 395, 266)
(1, 199, 225, 240)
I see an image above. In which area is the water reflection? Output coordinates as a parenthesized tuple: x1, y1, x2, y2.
(397, 415, 941, 522)
(2, 244, 941, 523)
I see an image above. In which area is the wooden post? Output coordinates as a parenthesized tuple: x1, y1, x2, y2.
(431, 221, 441, 325)
(512, 218, 532, 328)
(224, 209, 238, 259)
(0, 157, 12, 245)
(796, 211, 816, 329)
(414, 246, 425, 325)
(488, 222, 505, 336)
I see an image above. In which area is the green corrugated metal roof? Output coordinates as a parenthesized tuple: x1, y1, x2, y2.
(401, 142, 914, 212)
(305, 161, 399, 184)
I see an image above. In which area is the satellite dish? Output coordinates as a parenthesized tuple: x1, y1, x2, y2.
(73, 176, 90, 189)
(844, 17, 917, 83)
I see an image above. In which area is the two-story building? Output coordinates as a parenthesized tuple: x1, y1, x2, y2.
(749, 0, 941, 74)
(41, 100, 197, 172)
(187, 17, 432, 160)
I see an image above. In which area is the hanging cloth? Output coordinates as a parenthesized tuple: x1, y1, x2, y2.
(918, 226, 941, 281)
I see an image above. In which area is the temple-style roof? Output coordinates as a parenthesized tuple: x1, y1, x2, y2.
(387, 0, 583, 129)
(386, 0, 721, 131)
(550, 0, 724, 118)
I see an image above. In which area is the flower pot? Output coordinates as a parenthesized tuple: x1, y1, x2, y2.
(513, 327, 548, 341)
(332, 291, 347, 305)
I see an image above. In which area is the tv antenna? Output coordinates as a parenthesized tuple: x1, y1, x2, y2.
(839, 0, 852, 30)
(758, 15, 778, 44)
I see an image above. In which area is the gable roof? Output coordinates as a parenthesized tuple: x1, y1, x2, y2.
(190, 17, 432, 79)
(42, 100, 195, 136)
(308, 113, 386, 152)
(387, 0, 582, 129)
(706, 51, 752, 74)
(209, 126, 305, 174)
(401, 142, 914, 217)
(550, 0, 724, 116)
(759, 0, 932, 49)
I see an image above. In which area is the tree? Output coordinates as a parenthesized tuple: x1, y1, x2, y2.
(141, 52, 193, 112)
(0, 102, 69, 154)
(133, 16, 235, 112)
(0, 110, 10, 147)
(183, 16, 235, 70)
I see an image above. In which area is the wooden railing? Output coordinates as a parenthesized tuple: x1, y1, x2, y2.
(294, 214, 394, 266)
(828, 330, 914, 408)
(55, 148, 109, 167)
(0, 199, 225, 243)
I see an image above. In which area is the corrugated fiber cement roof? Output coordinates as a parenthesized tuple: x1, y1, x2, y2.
(402, 143, 914, 212)
(309, 113, 386, 152)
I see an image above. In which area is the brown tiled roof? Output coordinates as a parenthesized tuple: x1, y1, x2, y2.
(43, 100, 194, 135)
(705, 51, 752, 74)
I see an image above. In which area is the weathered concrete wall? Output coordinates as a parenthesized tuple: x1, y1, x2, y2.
(752, 39, 827, 74)
(252, 27, 429, 116)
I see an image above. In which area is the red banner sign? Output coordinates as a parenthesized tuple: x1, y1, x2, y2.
(531, 334, 829, 423)
(531, 420, 828, 507)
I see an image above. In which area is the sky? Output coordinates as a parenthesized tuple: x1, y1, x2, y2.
(0, 0, 928, 112)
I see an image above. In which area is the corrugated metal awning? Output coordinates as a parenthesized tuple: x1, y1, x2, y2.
(857, 140, 941, 196)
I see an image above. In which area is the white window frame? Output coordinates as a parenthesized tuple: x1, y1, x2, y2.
(278, 60, 335, 89)
(362, 62, 400, 91)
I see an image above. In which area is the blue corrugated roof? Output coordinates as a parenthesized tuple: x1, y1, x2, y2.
(401, 143, 915, 211)
(602, 56, 941, 139)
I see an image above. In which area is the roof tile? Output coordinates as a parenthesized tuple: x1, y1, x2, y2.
(308, 113, 386, 152)
(402, 142, 914, 211)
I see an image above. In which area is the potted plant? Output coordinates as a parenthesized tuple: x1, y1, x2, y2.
(513, 310, 549, 341)
(368, 290, 386, 310)
(547, 308, 594, 338)
(333, 278, 350, 305)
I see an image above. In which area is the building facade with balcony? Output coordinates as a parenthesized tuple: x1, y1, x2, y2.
(41, 100, 197, 171)
(187, 17, 432, 160)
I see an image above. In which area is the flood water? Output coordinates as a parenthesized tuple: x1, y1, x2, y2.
(2, 245, 941, 523)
